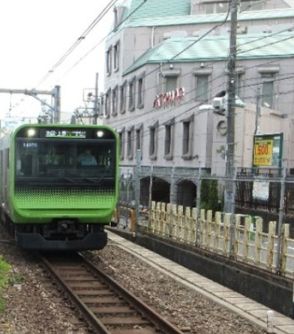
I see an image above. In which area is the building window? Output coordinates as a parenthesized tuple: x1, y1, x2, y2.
(113, 41, 120, 71)
(120, 81, 127, 114)
(195, 75, 209, 101)
(112, 86, 118, 116)
(118, 128, 125, 160)
(104, 89, 111, 118)
(201, 2, 228, 14)
(127, 127, 134, 160)
(137, 73, 145, 109)
(182, 115, 194, 159)
(128, 77, 136, 111)
(164, 118, 175, 160)
(149, 122, 159, 160)
(106, 47, 112, 75)
(258, 67, 279, 109)
(136, 124, 143, 154)
(165, 76, 177, 92)
(261, 73, 275, 108)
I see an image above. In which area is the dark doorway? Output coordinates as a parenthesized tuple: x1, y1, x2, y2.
(177, 180, 196, 207)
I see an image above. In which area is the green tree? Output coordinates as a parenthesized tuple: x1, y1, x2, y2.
(200, 179, 220, 212)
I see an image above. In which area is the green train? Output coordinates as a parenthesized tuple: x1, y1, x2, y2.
(0, 123, 119, 251)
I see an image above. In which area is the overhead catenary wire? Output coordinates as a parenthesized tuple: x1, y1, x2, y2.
(61, 0, 149, 78)
(36, 0, 119, 87)
(103, 63, 294, 153)
(10, 0, 294, 120)
(64, 0, 265, 82)
(103, 58, 294, 132)
(100, 22, 294, 127)
(9, 0, 149, 114)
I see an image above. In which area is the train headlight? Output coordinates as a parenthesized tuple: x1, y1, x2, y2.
(97, 130, 104, 138)
(27, 128, 36, 137)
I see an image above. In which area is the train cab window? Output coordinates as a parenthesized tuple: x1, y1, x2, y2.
(78, 149, 97, 166)
(15, 137, 116, 187)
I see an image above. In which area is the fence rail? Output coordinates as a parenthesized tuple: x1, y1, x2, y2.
(137, 201, 294, 278)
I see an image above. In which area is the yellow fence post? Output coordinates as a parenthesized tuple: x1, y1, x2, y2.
(235, 214, 242, 258)
(206, 210, 213, 250)
(192, 208, 197, 245)
(200, 209, 206, 247)
(224, 214, 231, 256)
(171, 204, 177, 240)
(177, 205, 184, 242)
(267, 221, 277, 271)
(149, 201, 156, 233)
(160, 202, 166, 238)
(184, 207, 191, 244)
(129, 208, 136, 234)
(254, 217, 263, 265)
(155, 202, 162, 235)
(214, 211, 221, 252)
(280, 224, 290, 275)
(157, 202, 165, 236)
(243, 216, 252, 261)
(166, 204, 172, 238)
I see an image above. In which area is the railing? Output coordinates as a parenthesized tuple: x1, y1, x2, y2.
(140, 201, 294, 278)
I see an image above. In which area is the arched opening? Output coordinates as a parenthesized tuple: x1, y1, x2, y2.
(140, 176, 170, 206)
(177, 180, 196, 207)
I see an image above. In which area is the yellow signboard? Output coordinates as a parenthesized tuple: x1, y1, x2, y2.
(253, 139, 273, 166)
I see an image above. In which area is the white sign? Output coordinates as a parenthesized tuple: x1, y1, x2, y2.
(253, 181, 269, 201)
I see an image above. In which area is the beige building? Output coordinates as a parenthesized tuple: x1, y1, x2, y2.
(102, 0, 294, 207)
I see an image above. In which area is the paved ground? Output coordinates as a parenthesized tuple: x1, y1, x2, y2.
(108, 230, 294, 334)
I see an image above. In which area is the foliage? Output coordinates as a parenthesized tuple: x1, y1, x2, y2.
(200, 179, 221, 212)
(0, 256, 11, 312)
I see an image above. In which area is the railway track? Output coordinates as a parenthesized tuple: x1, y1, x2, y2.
(40, 252, 184, 334)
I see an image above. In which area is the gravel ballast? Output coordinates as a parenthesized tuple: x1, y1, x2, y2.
(0, 227, 266, 333)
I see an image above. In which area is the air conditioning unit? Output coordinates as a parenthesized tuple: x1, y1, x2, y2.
(212, 97, 226, 115)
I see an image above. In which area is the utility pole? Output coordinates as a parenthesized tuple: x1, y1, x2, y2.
(254, 86, 261, 135)
(93, 73, 99, 125)
(53, 85, 61, 123)
(224, 0, 238, 214)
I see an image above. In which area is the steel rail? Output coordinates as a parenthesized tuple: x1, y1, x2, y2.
(41, 255, 109, 333)
(40, 252, 184, 334)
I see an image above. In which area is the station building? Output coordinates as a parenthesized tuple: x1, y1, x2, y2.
(102, 0, 294, 207)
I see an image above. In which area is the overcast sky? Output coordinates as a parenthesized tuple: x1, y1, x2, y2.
(0, 0, 113, 123)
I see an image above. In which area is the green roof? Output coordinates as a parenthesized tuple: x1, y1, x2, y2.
(126, 8, 294, 27)
(123, 33, 294, 75)
(125, 0, 191, 20)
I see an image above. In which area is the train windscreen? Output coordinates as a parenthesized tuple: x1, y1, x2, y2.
(15, 137, 116, 187)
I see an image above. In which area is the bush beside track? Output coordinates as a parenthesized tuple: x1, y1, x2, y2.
(0, 257, 11, 312)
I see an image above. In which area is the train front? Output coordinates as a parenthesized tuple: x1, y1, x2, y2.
(10, 124, 118, 251)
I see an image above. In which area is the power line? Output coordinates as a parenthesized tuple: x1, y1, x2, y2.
(8, 0, 120, 115)
(9, 0, 149, 116)
(61, 0, 148, 78)
(36, 0, 119, 87)
(102, 63, 294, 155)
(101, 27, 294, 123)
(104, 58, 294, 131)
